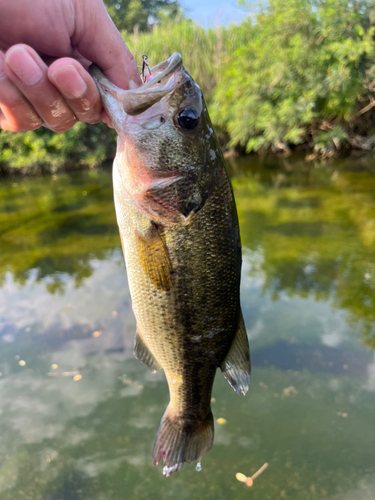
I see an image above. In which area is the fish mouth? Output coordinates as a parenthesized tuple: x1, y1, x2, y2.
(89, 52, 188, 117)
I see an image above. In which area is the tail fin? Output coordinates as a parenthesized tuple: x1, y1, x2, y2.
(153, 405, 214, 476)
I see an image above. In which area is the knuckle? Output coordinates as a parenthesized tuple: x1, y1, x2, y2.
(83, 113, 101, 124)
(46, 117, 77, 134)
(29, 120, 42, 131)
(78, 98, 93, 112)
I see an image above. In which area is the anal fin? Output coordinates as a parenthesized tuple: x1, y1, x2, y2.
(220, 310, 250, 395)
(135, 223, 172, 291)
(134, 332, 161, 372)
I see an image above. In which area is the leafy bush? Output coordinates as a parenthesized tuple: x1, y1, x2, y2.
(211, 0, 375, 154)
(0, 121, 115, 173)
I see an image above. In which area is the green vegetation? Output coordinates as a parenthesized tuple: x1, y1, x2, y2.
(2, 0, 375, 172)
(213, 0, 375, 156)
(0, 169, 120, 293)
(0, 122, 115, 174)
(103, 0, 180, 33)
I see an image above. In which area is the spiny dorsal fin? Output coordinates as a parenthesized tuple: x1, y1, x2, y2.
(134, 332, 161, 372)
(220, 310, 251, 395)
(135, 223, 172, 291)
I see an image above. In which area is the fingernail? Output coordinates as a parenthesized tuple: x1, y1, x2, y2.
(5, 46, 43, 86)
(50, 65, 87, 99)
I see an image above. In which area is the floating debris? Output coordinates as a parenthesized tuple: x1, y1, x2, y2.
(93, 331, 102, 338)
(259, 382, 268, 389)
(118, 374, 132, 385)
(73, 374, 82, 382)
(51, 364, 58, 370)
(236, 463, 269, 487)
(337, 412, 348, 418)
(236, 473, 247, 482)
(281, 385, 297, 398)
(217, 417, 227, 425)
(19, 360, 26, 367)
(111, 311, 118, 317)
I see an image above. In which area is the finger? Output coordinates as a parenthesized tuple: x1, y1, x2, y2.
(48, 58, 101, 124)
(73, 0, 142, 90)
(4, 44, 77, 133)
(0, 50, 42, 132)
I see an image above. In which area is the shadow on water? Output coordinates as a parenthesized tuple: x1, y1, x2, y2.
(252, 340, 371, 376)
(1, 157, 375, 499)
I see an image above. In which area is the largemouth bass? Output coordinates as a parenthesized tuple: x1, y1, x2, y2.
(89, 53, 250, 476)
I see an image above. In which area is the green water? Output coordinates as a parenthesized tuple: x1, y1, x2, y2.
(0, 156, 374, 500)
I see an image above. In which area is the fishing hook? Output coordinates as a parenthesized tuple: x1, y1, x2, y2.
(141, 54, 152, 83)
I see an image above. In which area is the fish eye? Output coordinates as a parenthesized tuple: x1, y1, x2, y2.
(177, 109, 200, 130)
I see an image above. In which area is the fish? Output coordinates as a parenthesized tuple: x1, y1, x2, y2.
(89, 53, 250, 476)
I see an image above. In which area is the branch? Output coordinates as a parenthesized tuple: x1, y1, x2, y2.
(350, 98, 375, 122)
(346, 134, 375, 150)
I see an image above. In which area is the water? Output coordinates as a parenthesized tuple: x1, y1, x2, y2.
(0, 156, 374, 499)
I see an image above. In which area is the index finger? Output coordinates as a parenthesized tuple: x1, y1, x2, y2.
(73, 0, 141, 90)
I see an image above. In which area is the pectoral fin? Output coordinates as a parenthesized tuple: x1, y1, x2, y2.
(135, 223, 172, 290)
(220, 310, 250, 395)
(134, 331, 161, 372)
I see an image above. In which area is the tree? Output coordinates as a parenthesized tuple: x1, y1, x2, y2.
(103, 0, 180, 32)
(212, 0, 375, 155)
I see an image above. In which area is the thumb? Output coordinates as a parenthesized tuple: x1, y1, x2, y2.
(72, 0, 142, 89)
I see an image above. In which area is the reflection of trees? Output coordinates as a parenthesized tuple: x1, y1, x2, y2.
(0, 170, 120, 294)
(2, 160, 375, 349)
(232, 156, 375, 349)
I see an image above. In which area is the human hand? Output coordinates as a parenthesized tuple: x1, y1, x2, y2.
(0, 0, 141, 132)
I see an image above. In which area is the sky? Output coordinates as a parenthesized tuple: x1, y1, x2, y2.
(179, 0, 249, 27)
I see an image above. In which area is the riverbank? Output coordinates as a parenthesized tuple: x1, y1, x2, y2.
(2, 1, 375, 175)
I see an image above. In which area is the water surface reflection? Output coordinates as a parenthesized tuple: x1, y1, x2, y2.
(0, 159, 374, 499)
